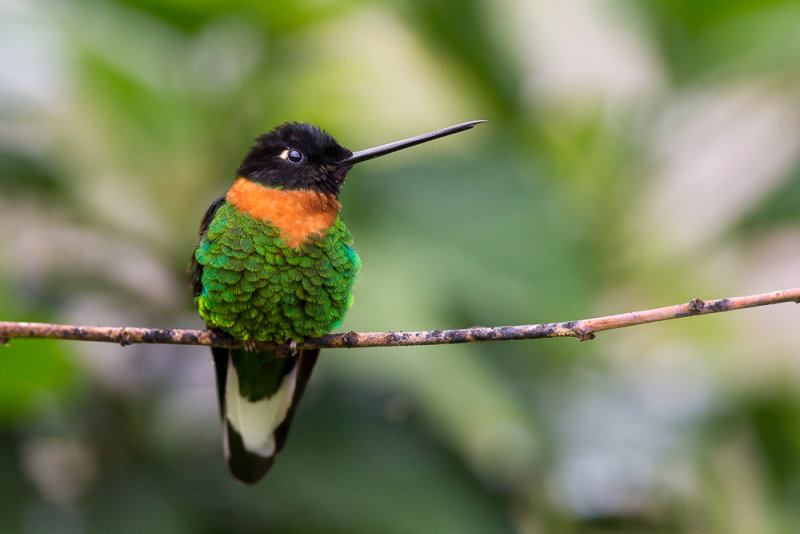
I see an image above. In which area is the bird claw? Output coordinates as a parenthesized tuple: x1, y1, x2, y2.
(277, 338, 298, 358)
(242, 340, 258, 352)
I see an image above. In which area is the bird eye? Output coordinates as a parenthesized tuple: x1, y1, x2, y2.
(287, 149, 304, 164)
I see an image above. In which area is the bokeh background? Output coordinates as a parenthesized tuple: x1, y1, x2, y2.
(2, 0, 800, 532)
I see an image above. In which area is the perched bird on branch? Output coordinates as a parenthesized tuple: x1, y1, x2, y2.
(190, 120, 484, 483)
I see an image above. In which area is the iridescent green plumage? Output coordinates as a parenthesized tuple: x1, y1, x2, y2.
(195, 202, 360, 342)
(192, 119, 482, 484)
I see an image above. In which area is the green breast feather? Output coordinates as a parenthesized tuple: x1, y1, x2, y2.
(194, 202, 361, 342)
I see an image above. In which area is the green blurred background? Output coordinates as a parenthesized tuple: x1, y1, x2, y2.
(2, 0, 800, 532)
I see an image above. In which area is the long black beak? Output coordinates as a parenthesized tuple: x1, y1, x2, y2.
(338, 120, 486, 166)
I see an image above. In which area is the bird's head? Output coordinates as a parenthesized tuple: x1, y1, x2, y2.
(236, 120, 486, 197)
(237, 122, 352, 196)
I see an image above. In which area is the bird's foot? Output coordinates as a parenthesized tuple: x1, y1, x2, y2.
(242, 340, 258, 353)
(276, 338, 298, 358)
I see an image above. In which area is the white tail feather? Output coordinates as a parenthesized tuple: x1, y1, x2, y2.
(223, 358, 298, 457)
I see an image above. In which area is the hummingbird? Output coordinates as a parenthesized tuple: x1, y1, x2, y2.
(191, 120, 484, 484)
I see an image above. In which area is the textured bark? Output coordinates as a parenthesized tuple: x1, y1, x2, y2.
(1, 288, 797, 352)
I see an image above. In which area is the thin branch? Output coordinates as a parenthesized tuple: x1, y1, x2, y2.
(0, 288, 798, 351)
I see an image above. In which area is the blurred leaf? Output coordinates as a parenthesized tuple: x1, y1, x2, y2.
(0, 282, 75, 424)
(747, 390, 800, 504)
(0, 151, 65, 197)
(636, 0, 800, 81)
(736, 163, 800, 234)
(115, 0, 364, 33)
(399, 0, 523, 117)
(0, 343, 73, 423)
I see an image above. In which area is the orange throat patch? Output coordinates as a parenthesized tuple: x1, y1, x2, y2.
(226, 177, 341, 248)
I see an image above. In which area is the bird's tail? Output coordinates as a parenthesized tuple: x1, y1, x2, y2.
(212, 346, 319, 484)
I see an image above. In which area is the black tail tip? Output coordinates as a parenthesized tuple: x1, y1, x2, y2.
(225, 421, 275, 485)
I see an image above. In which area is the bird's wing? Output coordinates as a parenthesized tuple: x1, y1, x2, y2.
(190, 195, 226, 298)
